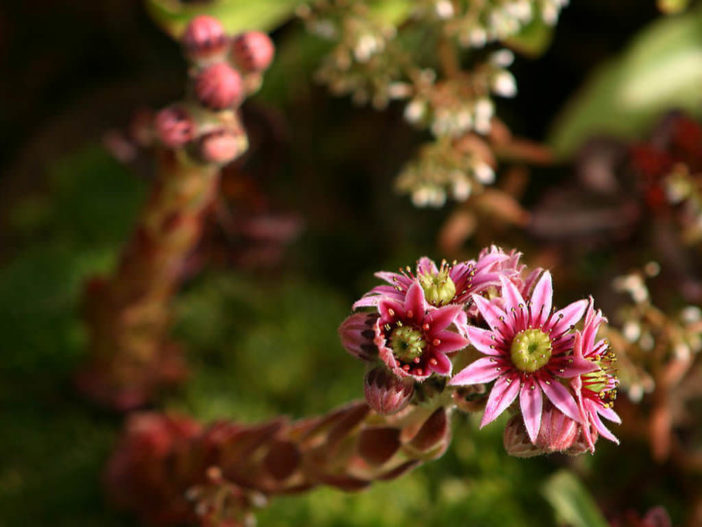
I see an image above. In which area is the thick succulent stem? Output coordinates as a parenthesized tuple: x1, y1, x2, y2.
(76, 151, 220, 410)
(106, 400, 453, 526)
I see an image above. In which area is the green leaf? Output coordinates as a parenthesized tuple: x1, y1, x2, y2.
(542, 471, 609, 527)
(145, 0, 305, 39)
(549, 8, 702, 158)
(504, 16, 555, 58)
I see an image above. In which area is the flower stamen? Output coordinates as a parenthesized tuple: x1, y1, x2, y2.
(390, 326, 426, 363)
(510, 328, 552, 372)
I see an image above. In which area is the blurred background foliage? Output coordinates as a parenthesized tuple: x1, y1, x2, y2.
(0, 0, 698, 525)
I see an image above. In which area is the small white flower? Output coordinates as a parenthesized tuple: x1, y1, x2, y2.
(452, 174, 472, 201)
(492, 71, 517, 97)
(490, 49, 515, 67)
(404, 99, 427, 124)
(473, 98, 494, 134)
(354, 33, 382, 62)
(468, 27, 488, 47)
(681, 305, 702, 323)
(435, 0, 455, 19)
(622, 320, 641, 342)
(412, 187, 432, 207)
(474, 162, 495, 185)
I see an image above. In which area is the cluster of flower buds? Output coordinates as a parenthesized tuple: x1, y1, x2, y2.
(395, 135, 496, 207)
(340, 246, 621, 455)
(630, 112, 702, 243)
(154, 15, 275, 165)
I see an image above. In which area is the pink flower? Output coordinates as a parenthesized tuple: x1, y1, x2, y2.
(571, 302, 620, 451)
(449, 272, 596, 442)
(354, 254, 508, 311)
(374, 281, 468, 381)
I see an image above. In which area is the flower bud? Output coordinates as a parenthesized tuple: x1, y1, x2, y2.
(534, 404, 580, 453)
(338, 312, 379, 362)
(503, 415, 543, 458)
(364, 366, 414, 415)
(198, 128, 248, 165)
(195, 63, 243, 110)
(155, 105, 196, 148)
(503, 404, 582, 457)
(182, 15, 229, 63)
(231, 31, 275, 73)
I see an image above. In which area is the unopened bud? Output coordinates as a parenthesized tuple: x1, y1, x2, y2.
(231, 31, 275, 73)
(534, 404, 580, 453)
(503, 404, 582, 457)
(195, 63, 243, 110)
(364, 366, 414, 415)
(338, 312, 379, 362)
(182, 15, 229, 63)
(155, 106, 196, 148)
(503, 415, 543, 458)
(198, 129, 247, 165)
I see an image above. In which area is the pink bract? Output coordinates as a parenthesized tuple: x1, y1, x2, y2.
(449, 272, 596, 442)
(374, 281, 468, 381)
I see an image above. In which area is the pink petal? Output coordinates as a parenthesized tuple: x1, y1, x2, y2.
(375, 271, 402, 285)
(433, 330, 469, 354)
(453, 310, 469, 336)
(472, 295, 508, 333)
(539, 378, 580, 422)
(521, 267, 543, 297)
(558, 351, 600, 378)
(429, 352, 452, 375)
(519, 379, 543, 443)
(352, 286, 404, 310)
(481, 376, 520, 427)
(590, 407, 619, 444)
(550, 299, 588, 335)
(530, 271, 553, 327)
(500, 275, 526, 313)
(466, 326, 502, 356)
(416, 257, 438, 275)
(378, 298, 404, 322)
(598, 406, 621, 424)
(449, 357, 501, 386)
(403, 282, 426, 322)
(426, 304, 464, 331)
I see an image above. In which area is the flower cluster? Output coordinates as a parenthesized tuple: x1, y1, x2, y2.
(152, 16, 275, 165)
(340, 247, 620, 455)
(299, 1, 550, 209)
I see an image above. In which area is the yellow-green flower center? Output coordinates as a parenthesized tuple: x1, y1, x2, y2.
(584, 350, 618, 406)
(510, 329, 552, 372)
(419, 269, 456, 306)
(390, 326, 426, 362)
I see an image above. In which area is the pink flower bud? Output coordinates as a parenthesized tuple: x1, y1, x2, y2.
(198, 129, 248, 165)
(534, 404, 580, 454)
(338, 312, 379, 362)
(364, 366, 414, 415)
(182, 15, 229, 62)
(503, 415, 543, 458)
(154, 106, 196, 148)
(195, 63, 243, 110)
(231, 31, 275, 72)
(504, 403, 584, 458)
